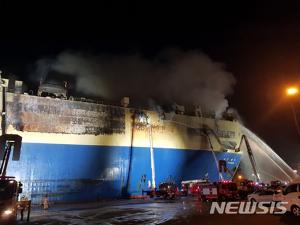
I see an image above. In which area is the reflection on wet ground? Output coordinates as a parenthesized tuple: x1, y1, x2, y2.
(23, 198, 206, 225)
(3, 197, 299, 225)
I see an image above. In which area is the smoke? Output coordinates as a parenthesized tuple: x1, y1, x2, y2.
(33, 49, 236, 115)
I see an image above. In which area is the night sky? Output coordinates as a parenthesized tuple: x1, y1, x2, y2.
(1, 2, 300, 166)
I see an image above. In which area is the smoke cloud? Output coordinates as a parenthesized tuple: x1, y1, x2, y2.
(33, 49, 236, 116)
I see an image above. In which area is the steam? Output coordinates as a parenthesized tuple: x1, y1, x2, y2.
(33, 49, 236, 116)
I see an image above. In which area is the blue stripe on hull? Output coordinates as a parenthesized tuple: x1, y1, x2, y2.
(6, 143, 241, 203)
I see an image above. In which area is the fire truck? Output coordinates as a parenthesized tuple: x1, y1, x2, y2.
(0, 134, 23, 221)
(181, 179, 239, 201)
(155, 182, 180, 199)
(236, 179, 256, 199)
(199, 181, 239, 201)
(181, 179, 209, 196)
(145, 182, 180, 199)
(0, 177, 23, 221)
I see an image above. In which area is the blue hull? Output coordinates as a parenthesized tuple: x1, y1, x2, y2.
(7, 143, 241, 203)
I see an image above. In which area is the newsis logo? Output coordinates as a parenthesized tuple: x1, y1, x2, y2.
(210, 202, 288, 215)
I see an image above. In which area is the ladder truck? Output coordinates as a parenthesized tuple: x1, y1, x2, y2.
(0, 134, 23, 221)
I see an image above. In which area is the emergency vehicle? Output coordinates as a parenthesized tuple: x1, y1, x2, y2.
(0, 177, 23, 221)
(199, 181, 239, 201)
(144, 182, 180, 199)
(0, 135, 23, 221)
(155, 182, 180, 199)
(180, 179, 208, 196)
(236, 179, 256, 199)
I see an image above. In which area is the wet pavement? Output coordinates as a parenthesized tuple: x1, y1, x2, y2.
(3, 197, 300, 225)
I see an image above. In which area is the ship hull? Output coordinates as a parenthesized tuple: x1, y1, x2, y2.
(1, 82, 296, 203)
(7, 143, 241, 203)
(0, 91, 242, 203)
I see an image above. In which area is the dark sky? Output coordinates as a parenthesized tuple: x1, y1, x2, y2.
(1, 2, 300, 166)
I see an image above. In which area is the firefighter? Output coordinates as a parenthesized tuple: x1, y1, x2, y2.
(42, 194, 49, 210)
(19, 195, 27, 220)
(17, 195, 31, 221)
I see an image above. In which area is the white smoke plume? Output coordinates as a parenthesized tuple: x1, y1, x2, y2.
(34, 49, 236, 115)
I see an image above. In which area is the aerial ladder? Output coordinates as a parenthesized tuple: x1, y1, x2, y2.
(202, 125, 230, 181)
(236, 135, 260, 182)
(202, 121, 261, 183)
(203, 125, 253, 182)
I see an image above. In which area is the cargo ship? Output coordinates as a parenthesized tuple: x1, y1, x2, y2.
(0, 77, 297, 203)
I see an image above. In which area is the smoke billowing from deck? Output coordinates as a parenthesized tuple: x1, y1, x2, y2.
(34, 49, 236, 116)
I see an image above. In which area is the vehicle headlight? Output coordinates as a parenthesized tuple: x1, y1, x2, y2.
(3, 209, 13, 215)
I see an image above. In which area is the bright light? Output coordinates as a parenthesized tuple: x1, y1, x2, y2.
(3, 209, 13, 215)
(286, 87, 299, 96)
(138, 114, 149, 124)
(238, 175, 242, 180)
